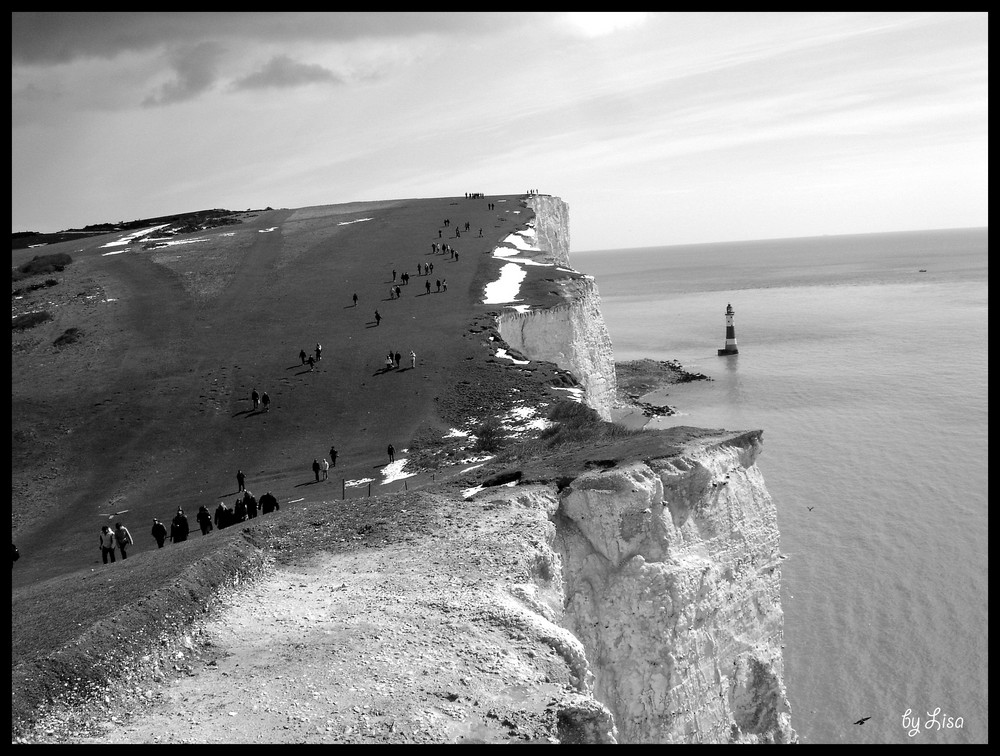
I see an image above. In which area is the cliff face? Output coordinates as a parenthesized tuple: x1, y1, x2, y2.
(551, 431, 794, 743)
(494, 197, 617, 420)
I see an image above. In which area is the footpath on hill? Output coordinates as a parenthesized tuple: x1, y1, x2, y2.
(25, 484, 603, 745)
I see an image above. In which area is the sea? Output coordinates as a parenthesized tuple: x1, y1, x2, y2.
(574, 228, 988, 745)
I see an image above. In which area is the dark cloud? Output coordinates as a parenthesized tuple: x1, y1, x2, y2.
(12, 12, 536, 66)
(142, 41, 224, 107)
(233, 55, 344, 90)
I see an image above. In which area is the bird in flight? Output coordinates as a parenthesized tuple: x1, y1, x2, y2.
(853, 716, 871, 725)
(807, 506, 815, 511)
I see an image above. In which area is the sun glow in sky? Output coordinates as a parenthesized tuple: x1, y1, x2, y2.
(11, 12, 987, 249)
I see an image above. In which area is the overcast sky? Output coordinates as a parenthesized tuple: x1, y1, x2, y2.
(11, 12, 988, 250)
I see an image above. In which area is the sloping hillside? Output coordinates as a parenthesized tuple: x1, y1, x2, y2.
(11, 195, 568, 587)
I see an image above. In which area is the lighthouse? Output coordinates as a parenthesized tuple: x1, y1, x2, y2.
(717, 303, 738, 356)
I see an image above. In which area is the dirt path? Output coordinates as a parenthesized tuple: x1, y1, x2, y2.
(50, 487, 592, 744)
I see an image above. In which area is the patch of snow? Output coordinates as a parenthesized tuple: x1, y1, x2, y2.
(495, 348, 529, 365)
(337, 217, 373, 226)
(381, 458, 415, 483)
(151, 237, 209, 247)
(258, 227, 279, 233)
(508, 304, 532, 314)
(483, 262, 526, 304)
(345, 478, 374, 487)
(443, 428, 470, 438)
(99, 224, 171, 248)
(551, 386, 585, 403)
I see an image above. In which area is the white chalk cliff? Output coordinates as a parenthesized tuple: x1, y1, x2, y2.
(492, 197, 617, 420)
(483, 198, 793, 742)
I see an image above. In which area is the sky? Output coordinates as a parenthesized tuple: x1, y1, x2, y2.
(11, 12, 988, 250)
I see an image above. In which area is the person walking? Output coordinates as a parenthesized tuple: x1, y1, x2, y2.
(237, 469, 246, 492)
(375, 310, 381, 326)
(114, 521, 134, 559)
(245, 491, 258, 519)
(260, 491, 279, 514)
(100, 525, 116, 564)
(387, 444, 395, 463)
(352, 292, 358, 307)
(261, 392, 270, 412)
(425, 280, 431, 295)
(321, 457, 330, 481)
(329, 446, 338, 467)
(151, 518, 167, 548)
(436, 279, 441, 292)
(410, 350, 416, 369)
(442, 279, 447, 292)
(233, 496, 247, 523)
(197, 505, 213, 535)
(316, 343, 322, 361)
(214, 501, 229, 530)
(299, 349, 307, 365)
(171, 508, 190, 543)
(312, 458, 321, 482)
(385, 354, 394, 371)
(251, 388, 260, 411)
(307, 355, 315, 371)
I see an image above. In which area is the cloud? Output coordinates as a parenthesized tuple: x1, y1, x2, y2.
(233, 55, 344, 90)
(142, 41, 224, 106)
(560, 12, 650, 38)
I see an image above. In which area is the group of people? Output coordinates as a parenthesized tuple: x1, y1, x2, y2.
(99, 521, 134, 564)
(250, 387, 271, 412)
(382, 349, 416, 372)
(298, 343, 323, 371)
(101, 488, 282, 564)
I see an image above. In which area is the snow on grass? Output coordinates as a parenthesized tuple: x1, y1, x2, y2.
(337, 217, 373, 226)
(551, 386, 585, 403)
(99, 224, 171, 248)
(495, 348, 529, 365)
(258, 227, 279, 233)
(483, 262, 526, 304)
(381, 458, 415, 483)
(344, 477, 374, 487)
(443, 428, 470, 438)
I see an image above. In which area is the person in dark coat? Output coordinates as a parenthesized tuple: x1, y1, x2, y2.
(251, 388, 260, 411)
(237, 469, 246, 492)
(233, 496, 247, 522)
(261, 392, 270, 412)
(387, 444, 395, 463)
(244, 491, 258, 519)
(214, 502, 229, 530)
(299, 349, 307, 365)
(197, 505, 213, 535)
(151, 519, 167, 548)
(329, 446, 338, 467)
(312, 458, 321, 482)
(170, 509, 190, 543)
(260, 491, 279, 514)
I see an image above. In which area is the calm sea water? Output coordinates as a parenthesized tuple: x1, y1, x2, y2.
(575, 228, 988, 744)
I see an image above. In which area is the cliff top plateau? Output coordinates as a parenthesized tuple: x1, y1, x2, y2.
(12, 194, 791, 744)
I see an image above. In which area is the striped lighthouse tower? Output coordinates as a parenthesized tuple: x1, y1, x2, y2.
(717, 303, 739, 355)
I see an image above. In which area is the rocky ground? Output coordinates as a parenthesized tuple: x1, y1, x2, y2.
(18, 485, 613, 744)
(614, 358, 712, 419)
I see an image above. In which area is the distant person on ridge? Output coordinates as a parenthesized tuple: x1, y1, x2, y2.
(261, 392, 270, 412)
(151, 518, 167, 548)
(237, 469, 246, 492)
(299, 349, 307, 365)
(245, 491, 258, 519)
(100, 525, 116, 564)
(114, 521, 134, 559)
(329, 446, 338, 467)
(233, 496, 247, 522)
(387, 444, 395, 464)
(316, 343, 322, 361)
(214, 501, 229, 530)
(251, 388, 260, 411)
(260, 491, 279, 514)
(308, 355, 315, 371)
(375, 310, 382, 326)
(353, 293, 358, 306)
(410, 350, 416, 369)
(197, 505, 213, 535)
(321, 457, 330, 480)
(312, 458, 321, 482)
(171, 508, 190, 543)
